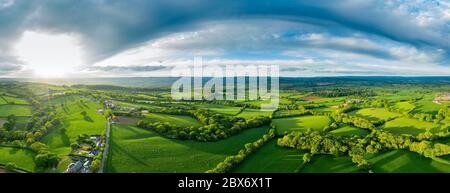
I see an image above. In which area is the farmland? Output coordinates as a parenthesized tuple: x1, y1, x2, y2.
(2, 77, 450, 173)
(142, 113, 202, 128)
(0, 146, 36, 172)
(0, 105, 32, 117)
(106, 124, 270, 172)
(273, 115, 332, 135)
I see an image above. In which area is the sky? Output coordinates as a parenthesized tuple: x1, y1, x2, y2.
(0, 0, 449, 77)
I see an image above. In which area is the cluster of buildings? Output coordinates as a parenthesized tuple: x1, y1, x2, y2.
(65, 157, 91, 173)
(65, 135, 103, 173)
(433, 93, 450, 104)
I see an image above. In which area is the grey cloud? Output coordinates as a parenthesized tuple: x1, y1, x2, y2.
(0, 0, 449, 76)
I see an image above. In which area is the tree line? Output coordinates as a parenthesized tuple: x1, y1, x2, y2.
(137, 108, 271, 141)
(206, 128, 276, 173)
(277, 129, 450, 172)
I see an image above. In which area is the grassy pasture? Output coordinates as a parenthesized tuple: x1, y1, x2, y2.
(300, 155, 360, 173)
(413, 95, 441, 114)
(329, 125, 369, 137)
(394, 101, 416, 112)
(368, 150, 450, 173)
(0, 98, 7, 105)
(142, 113, 202, 128)
(0, 105, 32, 117)
(0, 147, 36, 172)
(350, 108, 400, 121)
(273, 109, 308, 117)
(196, 104, 242, 115)
(41, 95, 105, 155)
(236, 108, 273, 119)
(106, 124, 270, 173)
(383, 117, 439, 135)
(233, 140, 305, 173)
(273, 115, 332, 135)
(114, 101, 165, 110)
(1, 96, 29, 105)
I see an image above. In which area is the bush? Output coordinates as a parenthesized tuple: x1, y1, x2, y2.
(34, 152, 60, 168)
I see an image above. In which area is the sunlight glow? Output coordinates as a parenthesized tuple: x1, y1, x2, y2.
(15, 31, 83, 78)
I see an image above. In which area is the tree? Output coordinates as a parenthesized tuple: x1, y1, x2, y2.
(303, 153, 312, 163)
(30, 142, 49, 153)
(3, 114, 17, 130)
(4, 162, 17, 171)
(90, 159, 101, 172)
(34, 152, 60, 168)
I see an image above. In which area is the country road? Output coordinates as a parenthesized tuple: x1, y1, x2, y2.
(99, 119, 111, 173)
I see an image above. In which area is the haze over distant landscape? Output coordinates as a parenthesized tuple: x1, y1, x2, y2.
(0, 0, 449, 78)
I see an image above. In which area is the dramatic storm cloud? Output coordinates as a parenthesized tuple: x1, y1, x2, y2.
(0, 0, 449, 77)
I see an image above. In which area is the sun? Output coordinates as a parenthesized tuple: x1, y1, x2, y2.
(15, 31, 83, 78)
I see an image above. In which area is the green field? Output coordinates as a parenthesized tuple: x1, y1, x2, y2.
(41, 96, 105, 155)
(197, 104, 242, 115)
(233, 140, 305, 173)
(106, 124, 271, 172)
(0, 147, 36, 172)
(3, 78, 450, 173)
(368, 150, 450, 173)
(329, 125, 369, 137)
(394, 101, 416, 112)
(143, 113, 202, 128)
(273, 115, 332, 135)
(0, 105, 32, 117)
(350, 108, 400, 121)
(300, 155, 361, 173)
(383, 117, 439, 135)
(114, 101, 165, 110)
(413, 95, 442, 114)
(1, 96, 30, 105)
(236, 108, 273, 119)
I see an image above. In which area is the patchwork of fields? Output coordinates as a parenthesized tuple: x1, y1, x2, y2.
(2, 79, 450, 173)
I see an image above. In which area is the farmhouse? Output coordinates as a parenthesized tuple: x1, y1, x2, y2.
(65, 158, 92, 173)
(97, 109, 104, 114)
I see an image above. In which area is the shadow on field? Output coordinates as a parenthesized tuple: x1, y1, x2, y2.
(383, 126, 426, 136)
(60, 131, 71, 147)
(83, 115, 93, 122)
(109, 140, 150, 167)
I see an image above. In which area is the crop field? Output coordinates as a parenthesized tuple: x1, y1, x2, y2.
(106, 124, 271, 172)
(273, 115, 332, 135)
(143, 113, 202, 128)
